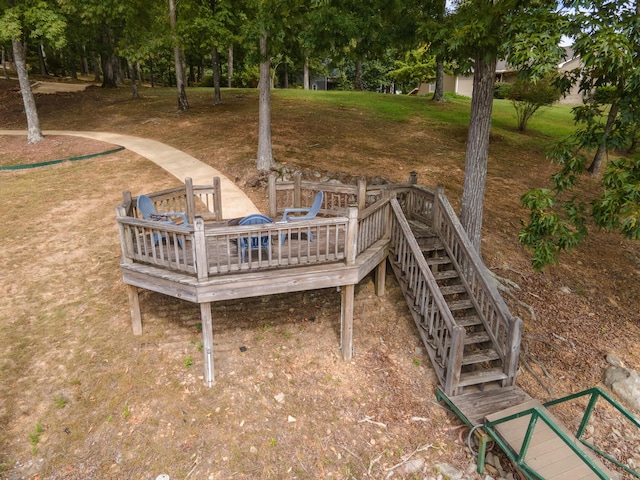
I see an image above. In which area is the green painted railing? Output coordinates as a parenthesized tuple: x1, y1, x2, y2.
(483, 387, 639, 479)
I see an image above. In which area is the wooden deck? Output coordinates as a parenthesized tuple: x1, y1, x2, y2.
(442, 385, 533, 427)
(116, 175, 635, 480)
(116, 173, 521, 396)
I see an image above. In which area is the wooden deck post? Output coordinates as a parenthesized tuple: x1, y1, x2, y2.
(432, 184, 445, 233)
(375, 259, 386, 297)
(127, 285, 142, 335)
(409, 171, 417, 184)
(504, 316, 523, 386)
(341, 284, 355, 361)
(357, 177, 367, 211)
(200, 302, 215, 387)
(185, 177, 196, 224)
(212, 176, 223, 220)
(115, 205, 134, 264)
(444, 325, 466, 396)
(122, 190, 133, 215)
(341, 205, 359, 361)
(194, 217, 208, 281)
(293, 171, 302, 208)
(268, 173, 277, 218)
(346, 206, 358, 265)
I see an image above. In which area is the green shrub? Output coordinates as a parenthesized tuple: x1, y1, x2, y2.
(494, 82, 513, 99)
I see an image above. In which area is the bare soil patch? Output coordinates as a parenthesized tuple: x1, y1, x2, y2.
(1, 78, 639, 479)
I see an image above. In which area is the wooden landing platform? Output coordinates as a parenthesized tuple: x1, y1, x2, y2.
(486, 400, 617, 480)
(441, 385, 533, 427)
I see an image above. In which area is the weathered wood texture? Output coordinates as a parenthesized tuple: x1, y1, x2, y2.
(446, 385, 533, 427)
(387, 197, 462, 393)
(430, 188, 521, 387)
(117, 175, 521, 393)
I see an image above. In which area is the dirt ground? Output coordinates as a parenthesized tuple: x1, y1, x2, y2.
(1, 78, 639, 479)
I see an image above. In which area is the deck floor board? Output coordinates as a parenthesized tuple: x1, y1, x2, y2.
(485, 399, 615, 480)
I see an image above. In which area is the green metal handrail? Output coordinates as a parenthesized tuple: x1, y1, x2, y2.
(483, 405, 612, 479)
(543, 386, 640, 478)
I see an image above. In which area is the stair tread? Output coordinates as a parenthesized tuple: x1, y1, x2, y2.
(455, 315, 483, 327)
(462, 349, 501, 365)
(458, 368, 508, 387)
(433, 270, 459, 280)
(425, 256, 451, 266)
(439, 284, 467, 296)
(448, 299, 474, 311)
(464, 331, 491, 344)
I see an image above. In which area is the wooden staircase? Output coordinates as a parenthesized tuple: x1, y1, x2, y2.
(392, 218, 509, 394)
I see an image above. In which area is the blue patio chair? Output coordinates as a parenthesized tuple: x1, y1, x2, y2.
(137, 194, 190, 248)
(238, 214, 273, 263)
(280, 191, 324, 244)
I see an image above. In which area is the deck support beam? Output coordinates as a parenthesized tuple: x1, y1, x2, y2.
(375, 259, 386, 297)
(340, 284, 355, 361)
(200, 302, 215, 387)
(127, 285, 142, 335)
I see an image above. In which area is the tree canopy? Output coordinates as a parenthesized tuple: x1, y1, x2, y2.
(2, 0, 638, 266)
(519, 0, 640, 270)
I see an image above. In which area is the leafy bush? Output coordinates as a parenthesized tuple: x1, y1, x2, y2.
(494, 82, 513, 99)
(509, 76, 561, 131)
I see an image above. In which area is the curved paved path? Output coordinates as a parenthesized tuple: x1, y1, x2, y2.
(0, 130, 259, 219)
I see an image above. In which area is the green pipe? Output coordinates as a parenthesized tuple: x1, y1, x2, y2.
(0, 146, 125, 171)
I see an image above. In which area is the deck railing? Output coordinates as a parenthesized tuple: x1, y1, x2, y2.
(269, 172, 359, 218)
(124, 177, 223, 224)
(388, 198, 465, 394)
(409, 186, 522, 389)
(194, 216, 352, 276)
(116, 202, 357, 279)
(357, 196, 391, 255)
(115, 213, 195, 274)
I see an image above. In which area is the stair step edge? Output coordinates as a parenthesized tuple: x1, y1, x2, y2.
(464, 332, 491, 344)
(462, 349, 501, 365)
(457, 368, 508, 387)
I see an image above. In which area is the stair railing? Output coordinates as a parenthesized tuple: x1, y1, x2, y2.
(426, 187, 522, 388)
(389, 198, 466, 395)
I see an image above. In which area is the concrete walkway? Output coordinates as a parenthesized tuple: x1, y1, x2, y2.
(0, 129, 259, 219)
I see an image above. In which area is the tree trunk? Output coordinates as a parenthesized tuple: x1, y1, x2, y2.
(115, 58, 124, 84)
(12, 39, 43, 144)
(2, 47, 10, 80)
(211, 45, 222, 105)
(169, 0, 189, 111)
(81, 47, 89, 76)
(432, 59, 445, 102)
(303, 56, 309, 90)
(354, 60, 363, 91)
(588, 100, 619, 176)
(284, 63, 289, 89)
(37, 44, 48, 76)
(128, 60, 139, 99)
(460, 53, 497, 254)
(227, 44, 233, 88)
(100, 52, 118, 88)
(92, 52, 101, 83)
(257, 31, 274, 171)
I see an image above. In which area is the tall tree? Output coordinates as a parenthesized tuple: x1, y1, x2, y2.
(169, 0, 189, 110)
(257, 29, 272, 170)
(248, 0, 304, 171)
(445, 0, 564, 253)
(0, 0, 67, 143)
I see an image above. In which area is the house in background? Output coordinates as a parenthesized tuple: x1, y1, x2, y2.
(412, 47, 583, 104)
